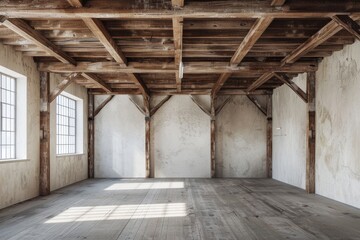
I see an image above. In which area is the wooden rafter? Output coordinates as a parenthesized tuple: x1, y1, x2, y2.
(247, 95, 267, 116)
(247, 72, 275, 92)
(281, 20, 343, 65)
(0, 17, 76, 65)
(81, 73, 112, 93)
(150, 96, 172, 116)
(49, 73, 80, 103)
(173, 17, 183, 92)
(211, 17, 273, 96)
(271, 0, 286, 7)
(128, 73, 150, 98)
(83, 18, 127, 65)
(332, 15, 360, 40)
(274, 73, 308, 103)
(67, 0, 86, 7)
(94, 95, 114, 117)
(172, 0, 184, 8)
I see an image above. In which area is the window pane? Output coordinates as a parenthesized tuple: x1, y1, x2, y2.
(56, 94, 77, 154)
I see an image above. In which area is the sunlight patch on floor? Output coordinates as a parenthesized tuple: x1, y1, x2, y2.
(45, 203, 187, 223)
(104, 181, 185, 190)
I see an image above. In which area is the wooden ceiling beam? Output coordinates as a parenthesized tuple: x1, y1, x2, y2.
(173, 17, 183, 92)
(89, 89, 272, 95)
(247, 72, 275, 92)
(38, 61, 318, 74)
(0, 17, 76, 65)
(332, 15, 360, 40)
(128, 73, 150, 98)
(271, 0, 286, 7)
(67, 0, 86, 8)
(172, 0, 184, 8)
(211, 17, 273, 97)
(83, 18, 127, 65)
(281, 20, 343, 65)
(81, 73, 112, 93)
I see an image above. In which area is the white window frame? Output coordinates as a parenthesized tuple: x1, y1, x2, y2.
(0, 66, 27, 162)
(56, 92, 83, 156)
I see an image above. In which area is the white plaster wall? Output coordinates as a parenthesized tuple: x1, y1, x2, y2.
(316, 41, 360, 209)
(95, 95, 146, 178)
(152, 96, 211, 178)
(216, 96, 267, 178)
(49, 73, 88, 191)
(0, 43, 40, 209)
(272, 73, 307, 189)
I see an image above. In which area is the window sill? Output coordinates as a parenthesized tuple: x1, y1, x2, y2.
(56, 153, 85, 158)
(0, 158, 29, 164)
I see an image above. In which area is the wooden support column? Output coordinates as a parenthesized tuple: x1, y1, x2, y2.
(144, 96, 151, 178)
(88, 93, 95, 178)
(306, 72, 316, 193)
(40, 72, 50, 196)
(210, 97, 216, 178)
(266, 94, 273, 178)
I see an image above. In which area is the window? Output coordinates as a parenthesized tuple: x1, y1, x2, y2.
(56, 94, 77, 155)
(0, 73, 16, 159)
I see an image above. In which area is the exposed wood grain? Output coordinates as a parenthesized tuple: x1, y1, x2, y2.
(150, 95, 172, 116)
(0, 18, 76, 65)
(48, 73, 79, 103)
(332, 15, 360, 40)
(271, 0, 286, 7)
(172, 0, 184, 8)
(210, 97, 216, 178)
(128, 73, 150, 98)
(144, 96, 151, 178)
(88, 93, 94, 178)
(215, 96, 232, 116)
(39, 72, 50, 196)
(274, 73, 308, 103)
(94, 95, 114, 117)
(81, 73, 112, 93)
(306, 72, 316, 194)
(173, 17, 183, 92)
(247, 72, 275, 92)
(211, 73, 233, 97)
(67, 0, 85, 8)
(267, 94, 273, 178)
(247, 95, 267, 115)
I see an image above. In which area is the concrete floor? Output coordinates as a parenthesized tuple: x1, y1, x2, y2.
(0, 179, 360, 240)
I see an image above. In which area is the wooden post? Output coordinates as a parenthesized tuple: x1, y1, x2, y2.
(266, 94, 273, 178)
(88, 93, 95, 178)
(40, 72, 50, 196)
(306, 72, 316, 193)
(144, 96, 151, 178)
(210, 97, 216, 178)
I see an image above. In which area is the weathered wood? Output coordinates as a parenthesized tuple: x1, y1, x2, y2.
(94, 95, 114, 117)
(247, 72, 275, 92)
(143, 96, 151, 178)
(40, 72, 50, 196)
(172, 0, 184, 8)
(231, 17, 274, 66)
(81, 73, 112, 93)
(67, 0, 86, 7)
(88, 93, 95, 178)
(173, 17, 183, 92)
(150, 95, 172, 116)
(210, 97, 216, 178)
(271, 0, 286, 7)
(0, 18, 76, 65)
(211, 73, 232, 97)
(128, 73, 150, 98)
(48, 73, 79, 103)
(281, 20, 343, 65)
(215, 96, 232, 116)
(89, 89, 272, 95)
(83, 18, 127, 65)
(332, 15, 360, 40)
(247, 95, 267, 115)
(190, 95, 211, 117)
(266, 94, 273, 178)
(306, 72, 316, 194)
(128, 96, 145, 116)
(274, 73, 308, 103)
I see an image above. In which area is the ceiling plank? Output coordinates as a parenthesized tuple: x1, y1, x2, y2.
(49, 73, 80, 102)
(332, 15, 360, 40)
(81, 73, 112, 93)
(274, 73, 308, 103)
(83, 18, 127, 65)
(271, 0, 286, 7)
(281, 20, 343, 65)
(0, 17, 76, 65)
(247, 72, 275, 92)
(173, 17, 183, 92)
